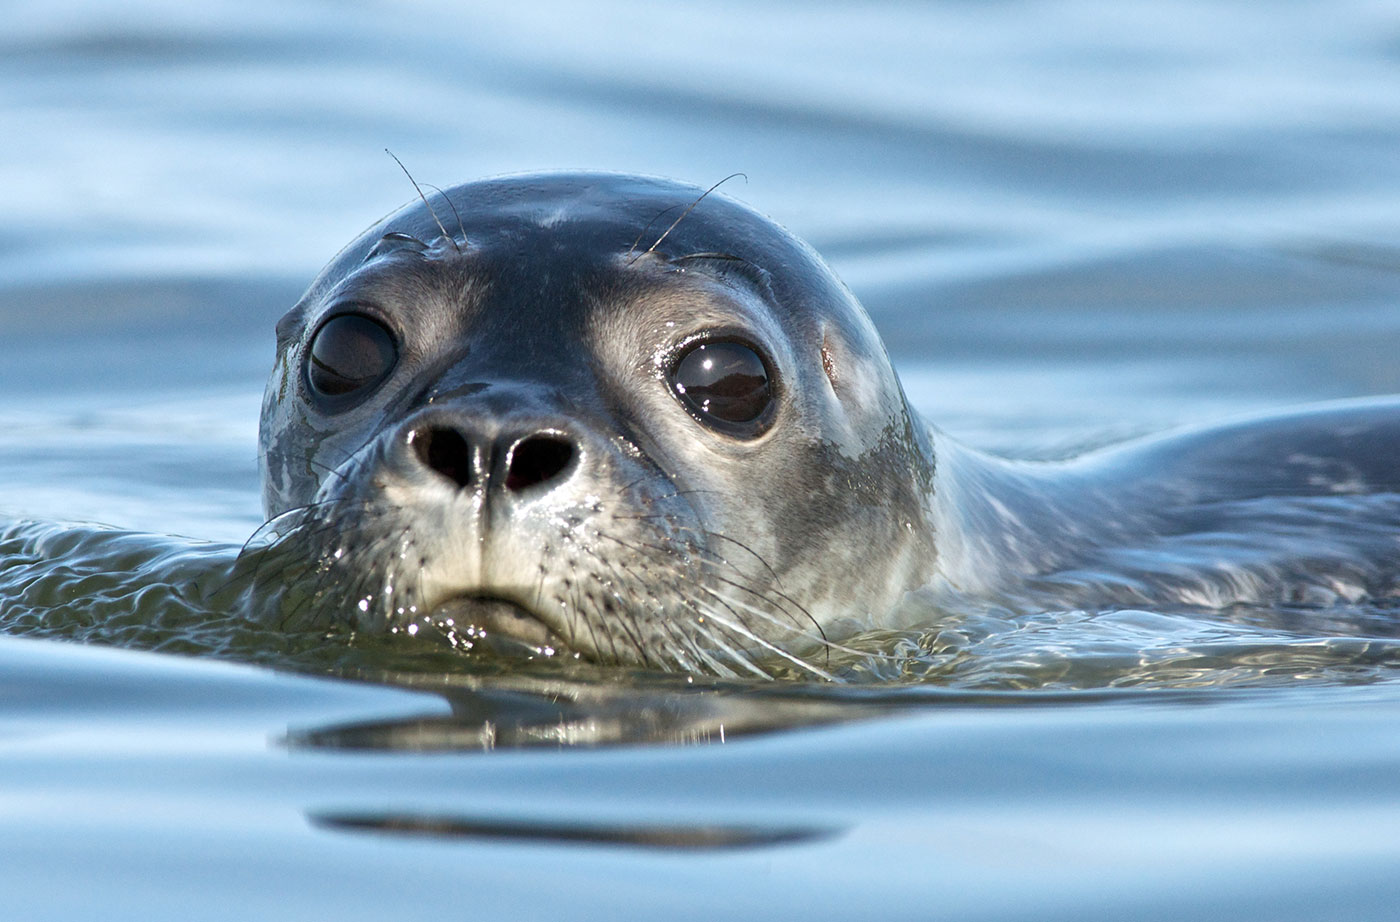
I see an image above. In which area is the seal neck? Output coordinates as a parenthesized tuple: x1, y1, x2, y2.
(928, 436, 1126, 596)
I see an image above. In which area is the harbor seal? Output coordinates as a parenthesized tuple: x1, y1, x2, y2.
(257, 172, 1400, 675)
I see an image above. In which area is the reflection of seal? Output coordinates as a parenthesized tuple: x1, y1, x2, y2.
(259, 172, 1400, 675)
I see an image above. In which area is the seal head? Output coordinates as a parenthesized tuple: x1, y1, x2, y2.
(258, 173, 936, 674)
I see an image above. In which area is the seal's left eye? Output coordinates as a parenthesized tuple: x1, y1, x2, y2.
(669, 340, 773, 433)
(306, 313, 397, 403)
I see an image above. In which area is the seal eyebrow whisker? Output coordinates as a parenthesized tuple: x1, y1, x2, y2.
(643, 172, 748, 259)
(385, 148, 459, 252)
(671, 251, 776, 298)
(626, 204, 683, 260)
(422, 182, 468, 246)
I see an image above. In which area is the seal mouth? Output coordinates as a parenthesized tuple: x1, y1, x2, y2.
(427, 594, 572, 658)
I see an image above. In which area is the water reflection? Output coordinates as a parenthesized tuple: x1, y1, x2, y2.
(309, 812, 839, 851)
(282, 667, 1239, 755)
(284, 675, 886, 751)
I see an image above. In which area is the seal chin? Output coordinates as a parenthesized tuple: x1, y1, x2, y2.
(426, 594, 572, 658)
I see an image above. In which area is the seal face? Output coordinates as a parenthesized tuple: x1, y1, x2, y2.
(258, 173, 936, 674)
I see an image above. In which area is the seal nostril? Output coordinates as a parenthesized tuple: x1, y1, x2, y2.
(505, 435, 575, 493)
(412, 426, 474, 489)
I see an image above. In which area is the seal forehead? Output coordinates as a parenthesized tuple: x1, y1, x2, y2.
(314, 174, 817, 294)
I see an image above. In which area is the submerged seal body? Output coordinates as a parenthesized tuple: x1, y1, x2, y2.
(259, 172, 1400, 674)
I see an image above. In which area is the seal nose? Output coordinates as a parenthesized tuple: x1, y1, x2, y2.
(408, 423, 576, 494)
(502, 433, 575, 492)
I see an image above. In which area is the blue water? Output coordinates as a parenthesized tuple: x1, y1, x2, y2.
(5, 1, 1400, 917)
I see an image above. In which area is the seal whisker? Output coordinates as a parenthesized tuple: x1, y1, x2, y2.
(643, 172, 747, 257)
(674, 556, 836, 672)
(279, 522, 375, 631)
(549, 563, 593, 661)
(691, 601, 836, 681)
(572, 527, 746, 675)
(691, 557, 827, 647)
(674, 615, 745, 678)
(685, 589, 781, 678)
(421, 182, 468, 246)
(587, 547, 667, 670)
(650, 587, 733, 676)
(669, 611, 720, 673)
(692, 529, 782, 586)
(385, 149, 458, 251)
(224, 499, 364, 602)
(670, 616, 723, 674)
(626, 204, 683, 259)
(258, 445, 357, 488)
(574, 574, 624, 669)
(687, 615, 771, 679)
(264, 502, 407, 633)
(588, 527, 822, 672)
(657, 488, 727, 500)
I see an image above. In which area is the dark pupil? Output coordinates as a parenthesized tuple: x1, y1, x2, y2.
(673, 342, 771, 424)
(307, 314, 396, 398)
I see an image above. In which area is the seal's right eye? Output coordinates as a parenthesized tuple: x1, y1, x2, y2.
(306, 312, 398, 405)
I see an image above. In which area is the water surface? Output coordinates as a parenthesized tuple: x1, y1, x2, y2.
(5, 1, 1400, 918)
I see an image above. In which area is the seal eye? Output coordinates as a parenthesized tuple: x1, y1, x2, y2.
(670, 341, 773, 432)
(306, 313, 397, 405)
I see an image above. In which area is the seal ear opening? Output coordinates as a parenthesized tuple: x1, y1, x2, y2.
(816, 323, 886, 431)
(820, 333, 839, 390)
